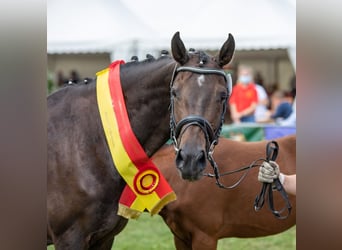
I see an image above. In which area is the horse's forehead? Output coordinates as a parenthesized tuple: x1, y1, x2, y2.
(174, 51, 225, 90)
(177, 76, 223, 99)
(177, 71, 225, 89)
(186, 51, 218, 68)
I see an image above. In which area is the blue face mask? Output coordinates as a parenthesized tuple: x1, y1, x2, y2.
(239, 75, 251, 84)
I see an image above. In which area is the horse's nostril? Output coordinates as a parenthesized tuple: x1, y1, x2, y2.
(175, 149, 185, 168)
(196, 150, 206, 165)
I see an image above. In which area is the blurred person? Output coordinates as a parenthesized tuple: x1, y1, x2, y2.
(259, 90, 293, 124)
(258, 161, 296, 196)
(254, 70, 269, 122)
(289, 75, 296, 99)
(266, 82, 279, 97)
(270, 90, 293, 122)
(279, 76, 296, 126)
(57, 70, 66, 87)
(69, 70, 80, 83)
(229, 65, 258, 123)
(254, 82, 269, 122)
(279, 98, 296, 126)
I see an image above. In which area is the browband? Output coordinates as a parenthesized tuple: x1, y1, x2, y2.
(176, 66, 232, 96)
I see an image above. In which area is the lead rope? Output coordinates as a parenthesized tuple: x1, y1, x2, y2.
(206, 149, 266, 189)
(254, 141, 292, 219)
(206, 144, 255, 189)
(205, 141, 292, 219)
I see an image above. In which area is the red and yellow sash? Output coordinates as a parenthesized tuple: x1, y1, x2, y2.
(96, 60, 176, 219)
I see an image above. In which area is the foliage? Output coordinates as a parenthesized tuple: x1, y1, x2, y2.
(47, 71, 57, 95)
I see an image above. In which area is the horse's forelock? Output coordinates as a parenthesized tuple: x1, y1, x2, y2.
(185, 51, 218, 68)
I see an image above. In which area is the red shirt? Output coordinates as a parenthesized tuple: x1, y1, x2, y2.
(229, 83, 258, 112)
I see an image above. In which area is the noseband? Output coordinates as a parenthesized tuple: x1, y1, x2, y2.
(169, 65, 232, 155)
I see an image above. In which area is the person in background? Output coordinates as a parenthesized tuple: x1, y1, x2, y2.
(254, 82, 269, 122)
(258, 90, 293, 124)
(229, 65, 258, 123)
(57, 70, 66, 87)
(254, 71, 270, 122)
(258, 161, 296, 196)
(279, 75, 296, 126)
(269, 90, 293, 123)
(69, 70, 80, 83)
(279, 98, 296, 126)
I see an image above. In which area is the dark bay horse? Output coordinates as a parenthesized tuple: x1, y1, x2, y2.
(47, 32, 235, 249)
(153, 135, 296, 250)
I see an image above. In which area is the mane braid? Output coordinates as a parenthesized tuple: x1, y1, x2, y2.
(124, 55, 172, 68)
(63, 77, 95, 87)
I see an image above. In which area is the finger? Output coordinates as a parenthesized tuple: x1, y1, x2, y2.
(258, 172, 274, 183)
(258, 176, 273, 183)
(261, 167, 275, 175)
(269, 161, 280, 169)
(262, 162, 273, 169)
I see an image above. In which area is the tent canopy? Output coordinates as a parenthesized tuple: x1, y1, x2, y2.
(47, 0, 156, 53)
(48, 0, 295, 66)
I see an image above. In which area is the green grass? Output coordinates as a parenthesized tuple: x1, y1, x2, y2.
(217, 226, 296, 250)
(48, 213, 296, 249)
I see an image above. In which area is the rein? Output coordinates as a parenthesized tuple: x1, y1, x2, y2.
(254, 141, 292, 219)
(169, 65, 232, 155)
(204, 141, 292, 219)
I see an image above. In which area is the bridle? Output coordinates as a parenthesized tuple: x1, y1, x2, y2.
(169, 65, 232, 157)
(169, 65, 291, 219)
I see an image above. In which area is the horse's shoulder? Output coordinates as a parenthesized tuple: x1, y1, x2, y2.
(152, 145, 174, 160)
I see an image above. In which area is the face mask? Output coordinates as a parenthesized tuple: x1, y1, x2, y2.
(239, 75, 251, 84)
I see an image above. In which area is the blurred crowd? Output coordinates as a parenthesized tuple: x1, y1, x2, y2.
(227, 64, 296, 126)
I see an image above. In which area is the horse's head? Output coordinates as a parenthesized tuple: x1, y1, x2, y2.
(170, 32, 235, 181)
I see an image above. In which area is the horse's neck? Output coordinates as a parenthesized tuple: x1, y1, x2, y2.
(120, 59, 176, 156)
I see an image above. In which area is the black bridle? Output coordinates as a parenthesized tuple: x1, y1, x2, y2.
(169, 65, 291, 219)
(169, 65, 232, 155)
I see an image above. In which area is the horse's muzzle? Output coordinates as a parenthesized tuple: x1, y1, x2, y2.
(175, 148, 207, 181)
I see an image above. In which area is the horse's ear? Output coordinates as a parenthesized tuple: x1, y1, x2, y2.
(171, 32, 189, 65)
(216, 33, 235, 67)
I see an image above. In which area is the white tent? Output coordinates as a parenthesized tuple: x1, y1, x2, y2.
(48, 0, 295, 68)
(47, 0, 158, 59)
(123, 0, 295, 47)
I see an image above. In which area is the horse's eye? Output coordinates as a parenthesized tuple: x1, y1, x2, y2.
(171, 88, 178, 98)
(219, 92, 228, 103)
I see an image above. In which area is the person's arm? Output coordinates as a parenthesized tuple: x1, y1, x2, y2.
(259, 97, 269, 106)
(229, 103, 241, 123)
(239, 87, 258, 117)
(281, 173, 296, 195)
(239, 102, 257, 117)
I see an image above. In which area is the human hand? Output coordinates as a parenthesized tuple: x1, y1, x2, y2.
(258, 161, 280, 183)
(231, 112, 241, 123)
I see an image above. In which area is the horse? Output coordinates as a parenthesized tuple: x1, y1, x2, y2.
(153, 135, 296, 250)
(47, 31, 235, 249)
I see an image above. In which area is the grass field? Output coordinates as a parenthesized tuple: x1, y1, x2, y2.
(47, 213, 296, 249)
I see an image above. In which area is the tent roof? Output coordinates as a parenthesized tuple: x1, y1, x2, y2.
(47, 0, 156, 53)
(122, 0, 296, 50)
(48, 0, 295, 56)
